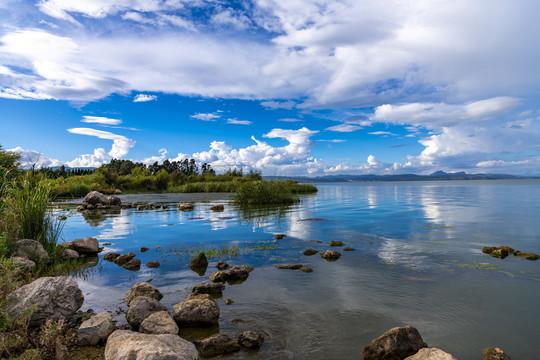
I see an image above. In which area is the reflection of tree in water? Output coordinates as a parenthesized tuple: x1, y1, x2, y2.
(236, 204, 296, 228)
(82, 209, 121, 227)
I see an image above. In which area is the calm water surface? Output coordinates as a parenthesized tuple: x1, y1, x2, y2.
(57, 180, 540, 360)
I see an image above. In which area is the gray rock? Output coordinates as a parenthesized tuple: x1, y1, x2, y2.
(114, 252, 136, 266)
(71, 237, 99, 254)
(104, 330, 198, 360)
(139, 311, 179, 335)
(216, 261, 229, 270)
(209, 271, 228, 283)
(405, 348, 458, 360)
(225, 265, 249, 281)
(78, 312, 115, 346)
(125, 282, 164, 306)
(146, 260, 161, 268)
(192, 282, 225, 295)
(10, 256, 36, 271)
(14, 239, 50, 264)
(7, 276, 84, 327)
(194, 334, 241, 357)
(238, 331, 264, 349)
(177, 203, 194, 211)
(103, 252, 120, 261)
(361, 326, 428, 360)
(122, 258, 141, 271)
(173, 298, 220, 327)
(62, 249, 79, 260)
(126, 296, 167, 330)
(83, 191, 109, 206)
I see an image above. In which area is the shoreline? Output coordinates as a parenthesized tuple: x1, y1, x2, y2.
(55, 192, 234, 205)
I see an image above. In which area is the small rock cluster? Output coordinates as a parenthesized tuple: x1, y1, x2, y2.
(103, 248, 160, 271)
(482, 245, 539, 260)
(58, 236, 101, 260)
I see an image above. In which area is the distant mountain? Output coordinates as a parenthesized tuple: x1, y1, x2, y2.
(265, 172, 538, 183)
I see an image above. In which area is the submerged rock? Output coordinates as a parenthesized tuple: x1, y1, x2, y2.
(7, 276, 84, 327)
(303, 249, 318, 256)
(78, 311, 115, 346)
(122, 258, 141, 271)
(329, 240, 344, 247)
(194, 334, 241, 357)
(104, 330, 198, 360)
(361, 326, 427, 360)
(320, 249, 341, 261)
(192, 282, 225, 295)
(300, 266, 313, 273)
(483, 347, 512, 360)
(224, 298, 234, 305)
(177, 203, 194, 211)
(146, 260, 161, 268)
(405, 347, 457, 360)
(238, 331, 264, 349)
(343, 247, 356, 251)
(114, 252, 136, 266)
(125, 282, 164, 306)
(210, 204, 225, 211)
(513, 251, 539, 260)
(275, 264, 303, 269)
(216, 260, 229, 270)
(140, 247, 150, 252)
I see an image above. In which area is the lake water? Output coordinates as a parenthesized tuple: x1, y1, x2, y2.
(57, 180, 540, 359)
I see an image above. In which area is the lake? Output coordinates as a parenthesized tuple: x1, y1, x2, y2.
(57, 180, 540, 359)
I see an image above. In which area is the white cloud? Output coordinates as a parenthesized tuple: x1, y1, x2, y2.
(369, 131, 395, 136)
(81, 116, 122, 125)
(133, 94, 157, 102)
(226, 118, 252, 125)
(9, 147, 63, 168)
(65, 148, 109, 168)
(67, 127, 135, 158)
(142, 148, 168, 165)
(318, 139, 346, 143)
(260, 100, 296, 110)
(190, 113, 221, 121)
(326, 124, 362, 132)
(211, 8, 252, 29)
(278, 118, 303, 122)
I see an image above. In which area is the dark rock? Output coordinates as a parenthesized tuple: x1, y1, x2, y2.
(361, 326, 428, 360)
(300, 266, 313, 273)
(238, 331, 264, 349)
(62, 249, 79, 260)
(78, 311, 115, 346)
(405, 348, 457, 359)
(140, 247, 150, 252)
(146, 260, 161, 268)
(162, 205, 168, 209)
(58, 215, 67, 221)
(125, 282, 164, 306)
(241, 265, 254, 273)
(137, 205, 145, 210)
(216, 260, 229, 270)
(102, 242, 112, 246)
(194, 334, 241, 357)
(186, 293, 213, 301)
(210, 204, 224, 211)
(189, 252, 208, 269)
(209, 271, 228, 283)
(177, 203, 194, 211)
(103, 252, 120, 261)
(123, 258, 141, 271)
(275, 264, 302, 269)
(7, 276, 84, 327)
(303, 249, 318, 256)
(320, 249, 341, 261)
(513, 251, 539, 260)
(126, 296, 167, 330)
(343, 247, 356, 251)
(173, 298, 220, 327)
(225, 265, 250, 282)
(80, 191, 122, 211)
(104, 330, 198, 360)
(71, 237, 99, 254)
(274, 234, 287, 240)
(224, 298, 233, 305)
(483, 347, 512, 360)
(14, 239, 50, 264)
(114, 252, 136, 266)
(193, 282, 225, 295)
(329, 240, 344, 247)
(139, 311, 179, 335)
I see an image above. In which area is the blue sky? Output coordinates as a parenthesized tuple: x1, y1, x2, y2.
(1, 0, 540, 176)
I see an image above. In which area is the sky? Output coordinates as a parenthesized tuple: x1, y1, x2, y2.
(1, 0, 540, 176)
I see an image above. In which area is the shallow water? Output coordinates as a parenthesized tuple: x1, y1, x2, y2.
(56, 180, 540, 359)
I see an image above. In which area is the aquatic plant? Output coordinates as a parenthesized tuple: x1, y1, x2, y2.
(233, 180, 317, 205)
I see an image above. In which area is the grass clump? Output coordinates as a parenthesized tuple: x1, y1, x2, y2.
(233, 180, 317, 205)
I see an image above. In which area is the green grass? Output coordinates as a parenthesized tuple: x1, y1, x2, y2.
(233, 180, 317, 205)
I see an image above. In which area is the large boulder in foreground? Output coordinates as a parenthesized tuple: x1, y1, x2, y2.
(7, 276, 84, 327)
(78, 312, 116, 346)
(405, 348, 457, 360)
(14, 239, 50, 264)
(173, 298, 220, 327)
(361, 326, 427, 360)
(125, 282, 163, 306)
(104, 330, 198, 360)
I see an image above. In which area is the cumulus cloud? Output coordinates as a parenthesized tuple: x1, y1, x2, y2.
(190, 113, 221, 121)
(142, 148, 168, 165)
(81, 116, 122, 125)
(67, 127, 135, 159)
(65, 148, 109, 168)
(133, 94, 157, 102)
(9, 147, 63, 168)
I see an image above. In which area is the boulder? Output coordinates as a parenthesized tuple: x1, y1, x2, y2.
(238, 331, 264, 349)
(216, 260, 229, 270)
(62, 249, 79, 260)
(225, 265, 249, 281)
(114, 252, 136, 266)
(483, 347, 512, 360)
(83, 191, 109, 207)
(274, 234, 287, 240)
(405, 348, 457, 360)
(10, 256, 36, 271)
(7, 276, 84, 327)
(139, 311, 179, 335)
(173, 298, 220, 327)
(71, 237, 99, 254)
(147, 260, 161, 268)
(189, 252, 208, 269)
(192, 282, 225, 295)
(186, 293, 213, 301)
(140, 247, 150, 252)
(14, 239, 50, 264)
(125, 282, 164, 306)
(303, 249, 318, 256)
(123, 258, 141, 271)
(209, 204, 224, 211)
(126, 296, 167, 330)
(361, 326, 427, 360)
(275, 264, 302, 269)
(320, 249, 341, 261)
(329, 240, 344, 246)
(177, 203, 194, 211)
(103, 252, 120, 262)
(78, 312, 115, 346)
(194, 334, 241, 357)
(104, 330, 198, 360)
